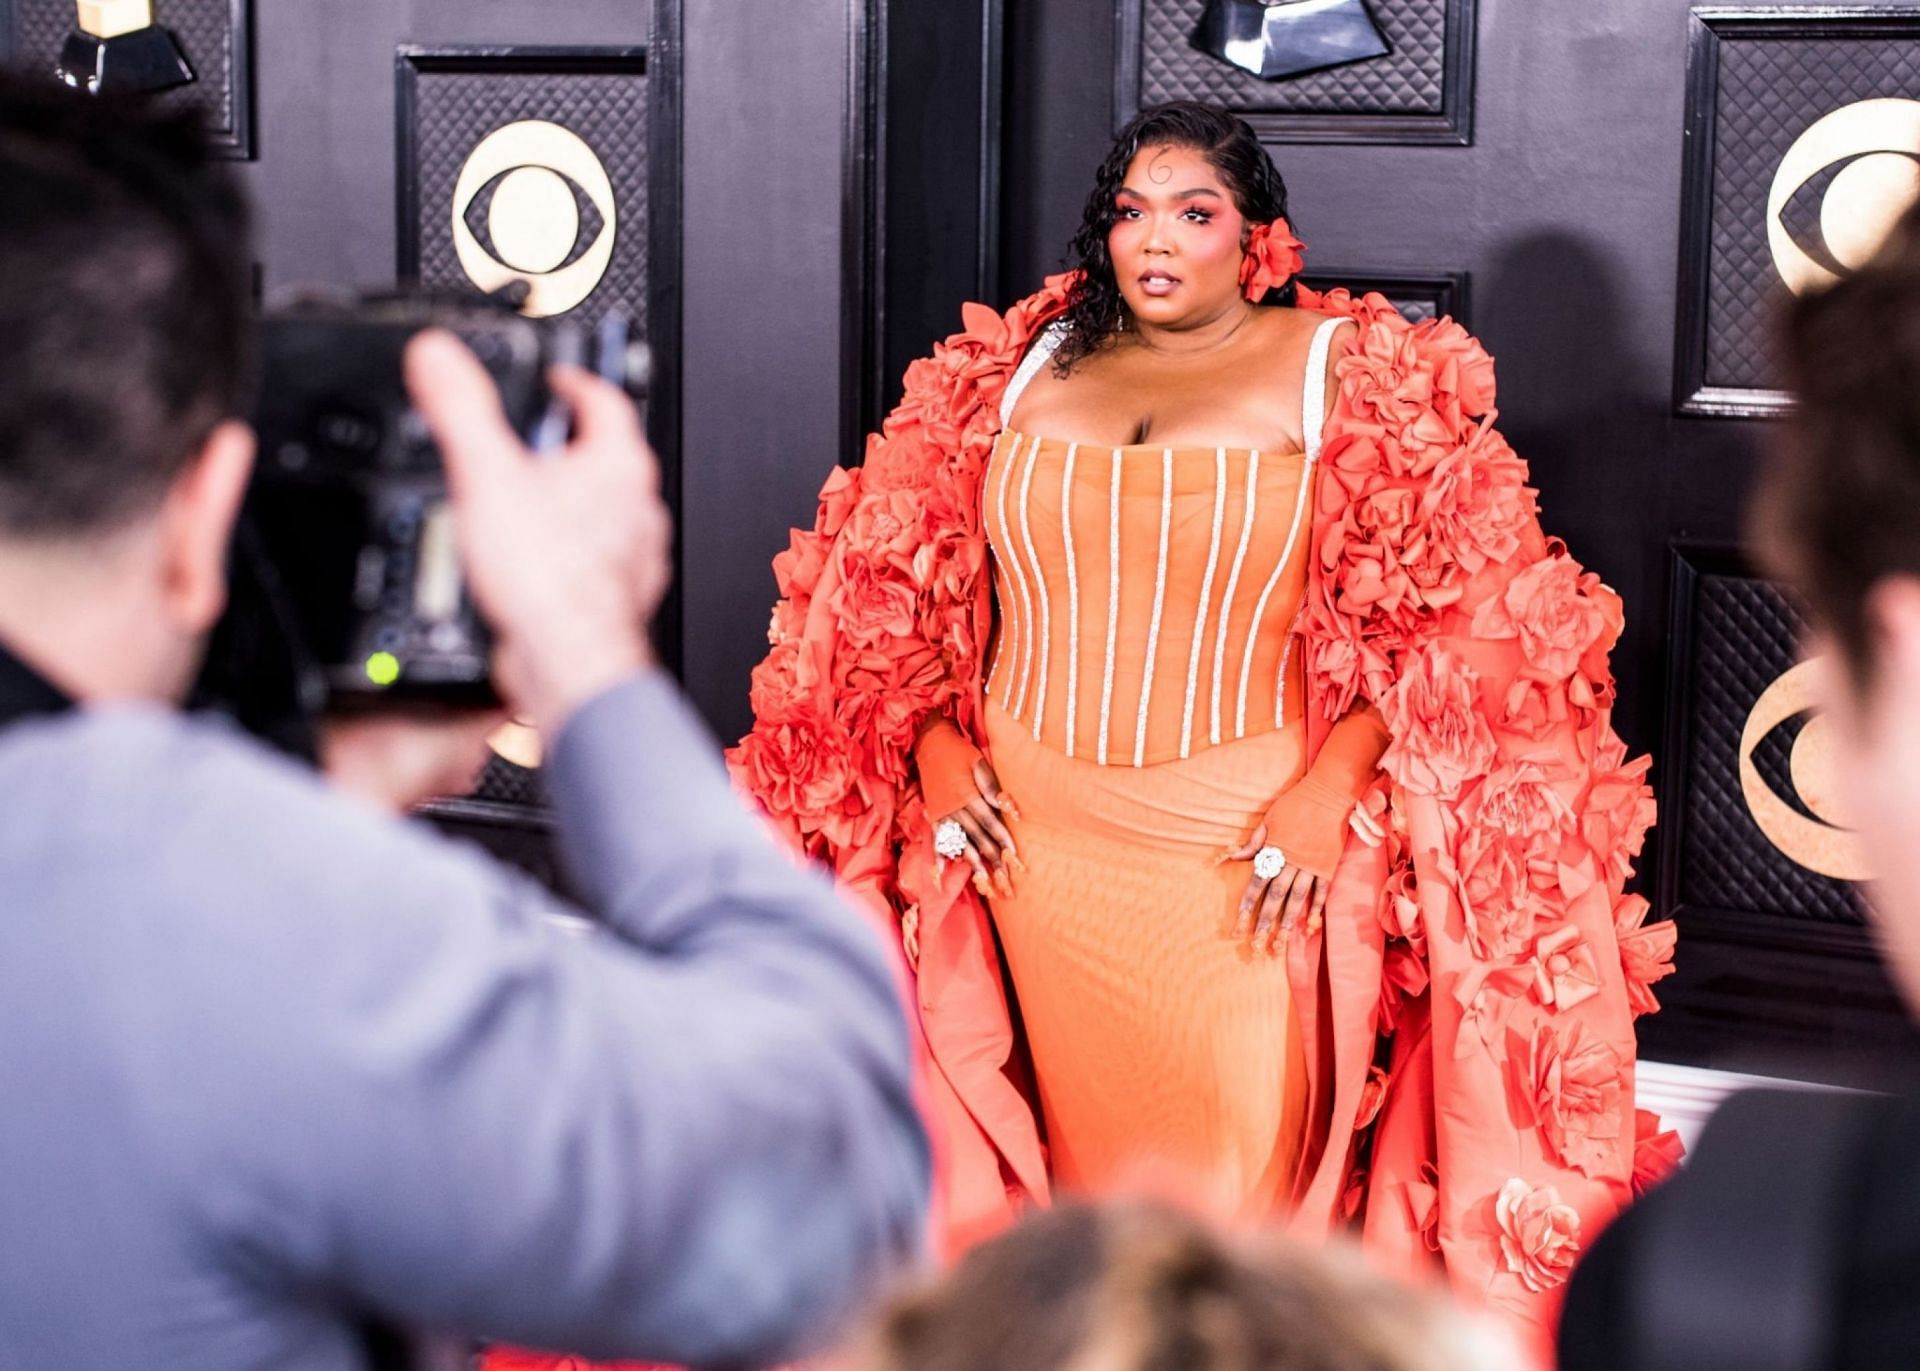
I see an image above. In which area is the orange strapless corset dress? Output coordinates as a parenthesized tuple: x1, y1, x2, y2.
(979, 425, 1319, 1219)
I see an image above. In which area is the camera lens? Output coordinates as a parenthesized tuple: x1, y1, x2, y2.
(318, 408, 382, 457)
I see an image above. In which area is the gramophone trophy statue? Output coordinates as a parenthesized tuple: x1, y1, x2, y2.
(54, 0, 194, 97)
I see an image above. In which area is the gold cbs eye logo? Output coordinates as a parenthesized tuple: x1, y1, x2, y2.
(1768, 98, 1920, 296)
(452, 120, 617, 318)
(1738, 658, 1870, 882)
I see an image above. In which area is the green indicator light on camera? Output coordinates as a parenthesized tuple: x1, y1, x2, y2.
(365, 651, 402, 688)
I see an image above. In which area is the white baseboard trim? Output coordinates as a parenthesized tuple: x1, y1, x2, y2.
(1635, 1058, 1841, 1153)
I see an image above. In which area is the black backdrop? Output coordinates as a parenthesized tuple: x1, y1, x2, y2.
(8, 0, 1918, 1082)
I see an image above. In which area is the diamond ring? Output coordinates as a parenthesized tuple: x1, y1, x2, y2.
(1252, 846, 1288, 881)
(934, 819, 971, 861)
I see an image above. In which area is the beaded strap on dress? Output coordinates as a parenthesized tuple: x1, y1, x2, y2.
(1000, 320, 1071, 426)
(1301, 313, 1344, 465)
(1272, 313, 1347, 724)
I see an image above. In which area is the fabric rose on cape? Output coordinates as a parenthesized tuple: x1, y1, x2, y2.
(1512, 1020, 1625, 1178)
(1379, 647, 1499, 800)
(1422, 427, 1536, 579)
(1406, 1161, 1443, 1254)
(1418, 315, 1500, 420)
(1494, 1179, 1582, 1293)
(1471, 551, 1622, 683)
(731, 711, 855, 840)
(829, 549, 921, 651)
(1452, 763, 1576, 960)
(1585, 743, 1657, 888)
(1528, 922, 1602, 1013)
(1335, 321, 1461, 466)
(1613, 893, 1677, 1017)
(1632, 1109, 1686, 1195)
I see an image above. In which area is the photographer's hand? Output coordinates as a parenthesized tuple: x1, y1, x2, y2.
(404, 330, 671, 736)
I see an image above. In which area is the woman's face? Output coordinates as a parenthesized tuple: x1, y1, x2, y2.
(1108, 143, 1249, 329)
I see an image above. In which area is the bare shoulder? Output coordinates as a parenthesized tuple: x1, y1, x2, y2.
(1242, 306, 1347, 386)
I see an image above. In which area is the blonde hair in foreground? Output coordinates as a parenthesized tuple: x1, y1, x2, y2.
(854, 1201, 1525, 1371)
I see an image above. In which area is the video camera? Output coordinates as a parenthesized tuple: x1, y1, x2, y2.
(195, 289, 649, 758)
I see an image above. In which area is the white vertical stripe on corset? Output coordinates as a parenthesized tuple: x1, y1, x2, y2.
(985, 434, 1011, 699)
(1098, 449, 1122, 765)
(1275, 608, 1303, 727)
(1019, 437, 1051, 735)
(1235, 456, 1315, 738)
(1273, 456, 1322, 734)
(995, 433, 1034, 712)
(1133, 449, 1175, 768)
(1210, 451, 1260, 746)
(990, 561, 1015, 701)
(1059, 444, 1081, 757)
(1178, 448, 1228, 760)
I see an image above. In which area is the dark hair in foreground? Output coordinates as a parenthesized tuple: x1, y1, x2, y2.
(1759, 199, 1920, 684)
(0, 68, 252, 537)
(856, 1201, 1515, 1371)
(1055, 100, 1296, 373)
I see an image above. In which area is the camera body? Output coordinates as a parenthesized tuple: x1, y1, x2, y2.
(199, 291, 646, 755)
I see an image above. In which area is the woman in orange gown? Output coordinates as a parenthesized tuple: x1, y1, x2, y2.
(735, 101, 1674, 1363)
(932, 196, 1386, 1221)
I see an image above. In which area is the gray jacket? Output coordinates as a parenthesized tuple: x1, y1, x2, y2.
(0, 672, 928, 1369)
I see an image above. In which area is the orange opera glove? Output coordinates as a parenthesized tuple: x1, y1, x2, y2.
(1260, 703, 1390, 878)
(914, 716, 987, 822)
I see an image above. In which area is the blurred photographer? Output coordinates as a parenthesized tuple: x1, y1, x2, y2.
(1558, 204, 1920, 1369)
(0, 71, 927, 1370)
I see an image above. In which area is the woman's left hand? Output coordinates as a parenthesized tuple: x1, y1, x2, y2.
(1221, 805, 1384, 956)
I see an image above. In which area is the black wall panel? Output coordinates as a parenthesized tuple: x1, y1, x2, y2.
(8, 0, 851, 753)
(3, 0, 852, 861)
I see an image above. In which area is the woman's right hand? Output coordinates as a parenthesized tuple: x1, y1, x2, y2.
(934, 757, 1025, 899)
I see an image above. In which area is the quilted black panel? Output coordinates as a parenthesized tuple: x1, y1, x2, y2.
(14, 0, 242, 144)
(1703, 31, 1920, 392)
(402, 56, 655, 817)
(1300, 270, 1465, 326)
(1135, 0, 1445, 115)
(470, 754, 548, 810)
(1676, 570, 1862, 924)
(407, 63, 651, 328)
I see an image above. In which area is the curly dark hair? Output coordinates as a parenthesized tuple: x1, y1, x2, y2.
(1053, 101, 1296, 374)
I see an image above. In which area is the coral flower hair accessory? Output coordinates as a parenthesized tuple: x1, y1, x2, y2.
(1240, 216, 1306, 302)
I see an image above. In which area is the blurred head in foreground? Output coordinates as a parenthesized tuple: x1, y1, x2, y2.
(0, 69, 253, 704)
(1757, 197, 1920, 1011)
(852, 1200, 1522, 1371)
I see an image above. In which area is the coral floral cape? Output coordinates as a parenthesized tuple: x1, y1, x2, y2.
(723, 276, 1681, 1355)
